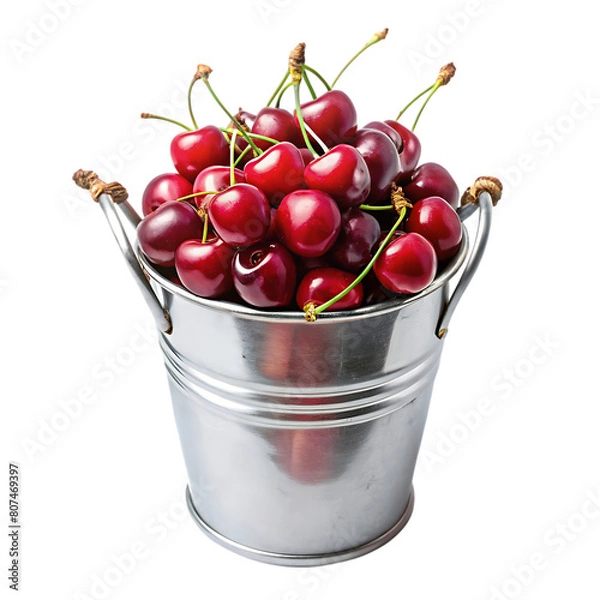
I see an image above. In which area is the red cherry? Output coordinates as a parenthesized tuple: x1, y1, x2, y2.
(192, 165, 245, 209)
(362, 120, 403, 152)
(374, 232, 437, 294)
(403, 162, 459, 208)
(170, 125, 230, 182)
(303, 144, 371, 209)
(275, 189, 342, 258)
(232, 242, 297, 308)
(294, 90, 357, 147)
(328, 208, 381, 273)
(141, 173, 193, 216)
(352, 128, 401, 204)
(209, 183, 271, 247)
(251, 107, 304, 151)
(244, 141, 306, 206)
(384, 120, 422, 183)
(175, 237, 236, 298)
(137, 201, 204, 267)
(406, 196, 463, 262)
(296, 267, 363, 312)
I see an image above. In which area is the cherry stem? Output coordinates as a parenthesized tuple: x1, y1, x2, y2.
(199, 76, 262, 155)
(303, 65, 331, 91)
(412, 80, 441, 130)
(331, 28, 388, 89)
(140, 113, 192, 131)
(395, 85, 434, 121)
(359, 203, 395, 211)
(234, 144, 252, 167)
(266, 71, 290, 107)
(229, 130, 238, 187)
(174, 190, 218, 202)
(220, 128, 280, 146)
(293, 81, 320, 158)
(201, 210, 209, 243)
(306, 206, 407, 321)
(275, 81, 295, 108)
(187, 78, 199, 130)
(302, 70, 317, 99)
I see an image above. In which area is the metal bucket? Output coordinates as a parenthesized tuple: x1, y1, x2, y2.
(91, 182, 494, 566)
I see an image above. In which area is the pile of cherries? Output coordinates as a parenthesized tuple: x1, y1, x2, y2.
(136, 34, 463, 320)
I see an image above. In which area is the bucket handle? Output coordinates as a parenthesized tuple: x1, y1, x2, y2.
(73, 170, 173, 334)
(436, 177, 502, 338)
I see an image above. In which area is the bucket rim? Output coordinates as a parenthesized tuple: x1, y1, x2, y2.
(139, 225, 469, 323)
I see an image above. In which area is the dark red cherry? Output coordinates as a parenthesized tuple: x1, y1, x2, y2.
(406, 196, 463, 262)
(244, 141, 306, 206)
(296, 267, 363, 312)
(352, 128, 401, 204)
(170, 125, 230, 182)
(403, 162, 459, 208)
(232, 242, 297, 308)
(384, 120, 422, 183)
(328, 208, 381, 272)
(294, 90, 357, 147)
(299, 147, 316, 167)
(251, 107, 304, 151)
(141, 173, 193, 216)
(137, 201, 204, 267)
(374, 232, 437, 294)
(175, 237, 236, 298)
(303, 144, 371, 209)
(362, 120, 403, 152)
(275, 189, 342, 258)
(192, 165, 245, 209)
(209, 183, 271, 247)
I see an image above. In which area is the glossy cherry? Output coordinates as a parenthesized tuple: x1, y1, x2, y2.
(362, 120, 403, 152)
(352, 128, 401, 204)
(296, 267, 363, 312)
(192, 165, 245, 209)
(294, 90, 357, 148)
(137, 201, 204, 267)
(303, 144, 371, 209)
(384, 120, 422, 183)
(141, 173, 193, 216)
(251, 107, 304, 151)
(328, 208, 381, 272)
(175, 237, 236, 298)
(374, 232, 437, 294)
(232, 242, 297, 307)
(209, 183, 271, 247)
(244, 141, 306, 206)
(403, 162, 459, 208)
(170, 125, 230, 182)
(275, 189, 342, 258)
(406, 196, 463, 262)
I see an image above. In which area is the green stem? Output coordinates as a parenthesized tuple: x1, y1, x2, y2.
(331, 29, 388, 89)
(187, 78, 199, 130)
(234, 144, 252, 167)
(220, 128, 280, 146)
(395, 84, 434, 121)
(359, 203, 395, 211)
(140, 113, 192, 131)
(412, 80, 441, 131)
(275, 80, 295, 108)
(201, 211, 209, 243)
(303, 65, 331, 91)
(175, 190, 218, 202)
(309, 207, 407, 319)
(293, 82, 319, 158)
(266, 71, 290, 107)
(200, 78, 262, 155)
(302, 70, 317, 99)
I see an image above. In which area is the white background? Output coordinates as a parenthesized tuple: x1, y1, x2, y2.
(2, 0, 599, 598)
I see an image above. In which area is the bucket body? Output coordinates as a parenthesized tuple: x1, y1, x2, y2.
(141, 235, 469, 566)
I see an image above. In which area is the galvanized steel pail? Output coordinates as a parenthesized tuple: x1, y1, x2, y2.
(91, 182, 494, 566)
